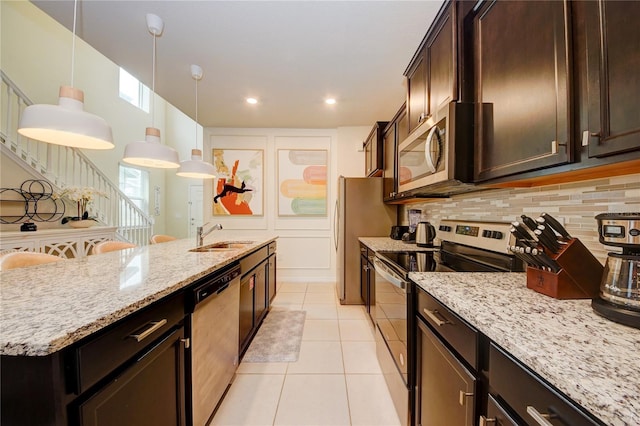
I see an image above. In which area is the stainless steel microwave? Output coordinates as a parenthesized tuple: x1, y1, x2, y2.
(397, 102, 477, 196)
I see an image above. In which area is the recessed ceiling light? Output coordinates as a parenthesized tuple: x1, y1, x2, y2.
(246, 97, 258, 104)
(325, 98, 336, 105)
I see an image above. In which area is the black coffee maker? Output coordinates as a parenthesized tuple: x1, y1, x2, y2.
(591, 212, 640, 329)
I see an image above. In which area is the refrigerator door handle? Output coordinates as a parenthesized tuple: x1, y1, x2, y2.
(333, 199, 339, 251)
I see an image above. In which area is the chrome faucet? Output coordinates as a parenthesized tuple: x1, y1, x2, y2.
(196, 222, 223, 246)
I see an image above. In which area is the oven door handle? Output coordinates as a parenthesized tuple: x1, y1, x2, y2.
(373, 258, 406, 290)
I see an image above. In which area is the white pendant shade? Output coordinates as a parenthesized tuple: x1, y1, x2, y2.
(122, 127, 180, 168)
(18, 86, 114, 150)
(177, 149, 216, 178)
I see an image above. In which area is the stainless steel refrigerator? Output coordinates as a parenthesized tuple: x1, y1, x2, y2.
(334, 176, 397, 304)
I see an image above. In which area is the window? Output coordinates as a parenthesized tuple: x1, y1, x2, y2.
(119, 164, 149, 224)
(119, 67, 150, 112)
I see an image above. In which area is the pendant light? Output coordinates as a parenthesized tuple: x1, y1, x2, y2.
(122, 13, 180, 169)
(176, 65, 216, 179)
(17, 0, 114, 150)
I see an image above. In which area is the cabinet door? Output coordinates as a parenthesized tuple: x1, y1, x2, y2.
(416, 319, 476, 426)
(239, 275, 254, 352)
(474, 0, 571, 181)
(77, 327, 186, 426)
(428, 6, 455, 116)
(383, 121, 397, 199)
(364, 137, 374, 177)
(585, 1, 640, 157)
(268, 254, 276, 303)
(360, 253, 369, 311)
(254, 261, 268, 325)
(407, 47, 428, 135)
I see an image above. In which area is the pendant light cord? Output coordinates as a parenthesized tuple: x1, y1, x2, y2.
(70, 0, 78, 87)
(195, 75, 199, 150)
(151, 30, 157, 128)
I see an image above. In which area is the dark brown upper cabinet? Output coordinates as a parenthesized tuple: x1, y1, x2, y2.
(364, 121, 388, 177)
(583, 0, 640, 158)
(382, 104, 408, 201)
(472, 0, 572, 182)
(405, 2, 460, 136)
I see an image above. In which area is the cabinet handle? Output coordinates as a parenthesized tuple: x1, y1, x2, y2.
(419, 112, 431, 123)
(526, 405, 555, 426)
(423, 308, 450, 326)
(129, 319, 167, 342)
(459, 390, 473, 406)
(399, 353, 405, 366)
(180, 337, 190, 349)
(479, 416, 496, 426)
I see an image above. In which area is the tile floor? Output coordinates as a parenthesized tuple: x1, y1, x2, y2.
(211, 281, 401, 426)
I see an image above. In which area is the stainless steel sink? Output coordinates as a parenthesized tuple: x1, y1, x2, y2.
(189, 241, 255, 252)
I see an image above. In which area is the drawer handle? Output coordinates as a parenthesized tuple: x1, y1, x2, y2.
(129, 319, 167, 342)
(459, 390, 473, 406)
(423, 308, 450, 326)
(526, 405, 555, 426)
(399, 353, 405, 366)
(479, 416, 496, 426)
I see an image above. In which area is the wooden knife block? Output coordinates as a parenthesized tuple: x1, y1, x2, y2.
(526, 238, 603, 299)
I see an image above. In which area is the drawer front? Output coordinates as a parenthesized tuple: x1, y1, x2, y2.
(484, 394, 519, 426)
(268, 241, 277, 256)
(489, 343, 602, 426)
(75, 292, 185, 393)
(417, 288, 478, 370)
(240, 246, 268, 276)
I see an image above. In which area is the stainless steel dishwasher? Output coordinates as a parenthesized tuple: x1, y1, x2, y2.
(190, 263, 241, 426)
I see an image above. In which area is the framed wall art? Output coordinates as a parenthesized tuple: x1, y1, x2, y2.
(212, 148, 264, 216)
(277, 149, 328, 217)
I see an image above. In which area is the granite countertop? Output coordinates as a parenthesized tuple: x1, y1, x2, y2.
(410, 272, 640, 426)
(0, 235, 276, 357)
(359, 237, 437, 252)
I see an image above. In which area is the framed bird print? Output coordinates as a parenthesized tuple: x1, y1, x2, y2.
(211, 148, 264, 216)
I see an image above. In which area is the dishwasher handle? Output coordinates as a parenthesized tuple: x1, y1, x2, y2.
(194, 264, 241, 304)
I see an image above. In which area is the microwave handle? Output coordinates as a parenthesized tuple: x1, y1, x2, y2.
(424, 125, 440, 173)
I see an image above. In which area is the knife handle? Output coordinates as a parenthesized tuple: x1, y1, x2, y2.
(540, 213, 572, 239)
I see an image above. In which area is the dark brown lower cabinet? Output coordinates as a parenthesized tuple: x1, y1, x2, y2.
(415, 318, 477, 426)
(75, 326, 186, 426)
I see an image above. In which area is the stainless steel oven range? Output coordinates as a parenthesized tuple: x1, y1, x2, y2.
(373, 220, 524, 426)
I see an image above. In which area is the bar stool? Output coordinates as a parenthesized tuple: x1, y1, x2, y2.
(91, 241, 137, 255)
(150, 234, 177, 244)
(0, 251, 65, 271)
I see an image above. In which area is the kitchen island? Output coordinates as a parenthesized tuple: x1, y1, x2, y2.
(0, 235, 276, 425)
(411, 272, 640, 426)
(0, 236, 276, 356)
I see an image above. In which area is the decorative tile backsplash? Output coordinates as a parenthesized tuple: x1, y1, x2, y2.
(400, 174, 640, 263)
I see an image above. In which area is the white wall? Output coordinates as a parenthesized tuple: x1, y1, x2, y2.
(201, 127, 365, 282)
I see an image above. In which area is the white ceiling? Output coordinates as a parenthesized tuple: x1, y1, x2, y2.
(32, 1, 444, 129)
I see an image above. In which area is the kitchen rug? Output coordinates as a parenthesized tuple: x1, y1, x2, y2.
(242, 310, 306, 363)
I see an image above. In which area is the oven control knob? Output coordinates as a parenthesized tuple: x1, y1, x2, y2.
(492, 231, 503, 239)
(439, 225, 451, 232)
(482, 230, 491, 238)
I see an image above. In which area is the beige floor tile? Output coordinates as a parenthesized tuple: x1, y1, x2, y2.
(211, 374, 284, 426)
(286, 341, 344, 374)
(342, 341, 382, 374)
(274, 374, 351, 426)
(270, 304, 304, 312)
(304, 292, 337, 304)
(346, 374, 401, 426)
(302, 303, 338, 320)
(337, 304, 367, 320)
(272, 292, 305, 305)
(339, 319, 375, 341)
(237, 362, 289, 374)
(306, 282, 337, 293)
(302, 319, 340, 341)
(278, 282, 308, 293)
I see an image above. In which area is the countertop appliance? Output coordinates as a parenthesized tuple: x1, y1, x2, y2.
(335, 176, 397, 305)
(396, 102, 478, 197)
(416, 222, 435, 247)
(373, 219, 524, 425)
(592, 212, 640, 329)
(189, 262, 241, 426)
